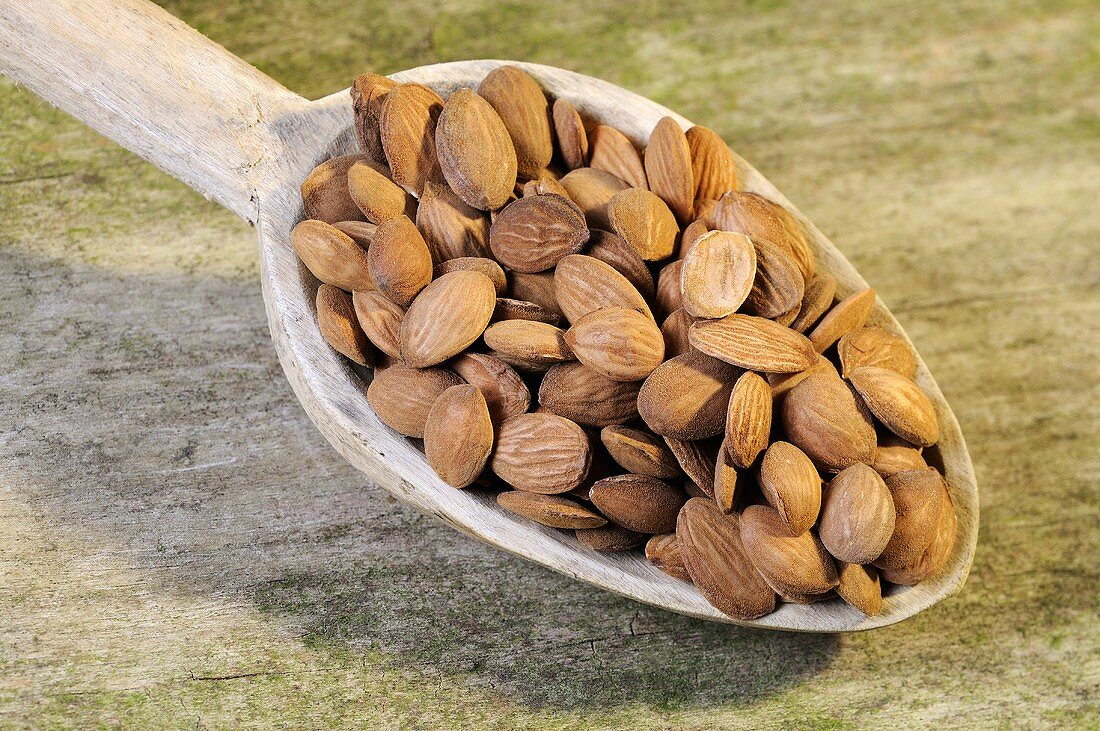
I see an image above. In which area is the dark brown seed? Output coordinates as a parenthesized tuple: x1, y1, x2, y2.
(576, 524, 646, 551)
(497, 491, 606, 529)
(645, 533, 691, 581)
(600, 426, 681, 479)
(590, 474, 687, 534)
(489, 194, 590, 273)
(539, 361, 641, 427)
(316, 284, 373, 366)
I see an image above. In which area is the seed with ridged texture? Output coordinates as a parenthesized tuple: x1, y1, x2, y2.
(478, 66, 553, 180)
(664, 436, 720, 498)
(553, 254, 652, 324)
(347, 158, 418, 224)
(808, 287, 876, 353)
(352, 290, 403, 359)
(677, 499, 776, 620)
(316, 284, 372, 366)
(608, 188, 678, 261)
(880, 489, 957, 585)
(399, 270, 496, 367)
(450, 352, 530, 424)
(435, 88, 518, 210)
(757, 441, 822, 536)
(424, 385, 494, 488)
(744, 238, 805, 320)
(838, 326, 917, 378)
(416, 181, 491, 262)
(638, 351, 740, 440)
(644, 117, 694, 222)
(741, 505, 839, 597)
(490, 412, 592, 494)
(366, 363, 463, 438)
(564, 307, 665, 382)
(689, 314, 817, 373)
(538, 362, 640, 427)
(600, 426, 681, 479)
(350, 73, 396, 162)
(848, 366, 940, 447)
(875, 469, 948, 571)
(782, 372, 877, 471)
(590, 474, 686, 534)
(645, 533, 691, 581)
(291, 219, 373, 292)
(483, 320, 573, 368)
(724, 371, 772, 469)
(379, 83, 445, 196)
(685, 126, 739, 203)
(714, 190, 814, 281)
(497, 491, 606, 529)
(553, 98, 588, 170)
(818, 463, 896, 564)
(490, 194, 589, 273)
(585, 229, 655, 300)
(588, 124, 647, 189)
(367, 215, 432, 308)
(301, 154, 369, 223)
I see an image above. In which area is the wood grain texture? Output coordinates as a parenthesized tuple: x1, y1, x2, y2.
(0, 1, 976, 632)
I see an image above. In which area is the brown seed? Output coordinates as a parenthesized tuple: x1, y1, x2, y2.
(300, 154, 369, 223)
(450, 352, 531, 424)
(766, 353, 838, 399)
(757, 441, 822, 536)
(366, 362, 463, 438)
(712, 450, 740, 514)
(808, 287, 877, 353)
(352, 290, 403, 359)
(782, 372, 877, 471)
(346, 158, 418, 224)
(522, 174, 570, 199)
(607, 188, 678, 261)
(478, 66, 553, 179)
(661, 308, 695, 358)
(416, 181, 491, 262)
(483, 320, 573, 367)
(399, 270, 496, 367)
(489, 194, 590, 273)
(774, 301, 801, 328)
(835, 562, 884, 617)
(379, 83, 445, 196)
(724, 371, 772, 469)
(585, 229, 655, 300)
(576, 524, 646, 551)
(590, 474, 686, 534)
(880, 489, 957, 585)
(497, 491, 606, 529)
(559, 167, 630, 229)
(552, 98, 589, 170)
(838, 326, 917, 379)
(645, 533, 691, 581)
(789, 272, 837, 333)
(316, 284, 373, 366)
(424, 385, 494, 488)
(677, 499, 776, 620)
(741, 504, 839, 597)
(680, 231, 757, 319)
(291, 219, 373, 292)
(819, 463, 896, 564)
(679, 218, 710, 259)
(638, 351, 740, 440)
(435, 88, 518, 210)
(874, 469, 948, 571)
(848, 366, 940, 447)
(588, 124, 647, 189)
(350, 73, 397, 162)
(509, 271, 563, 317)
(689, 314, 817, 373)
(490, 412, 592, 494)
(744, 238, 805, 319)
(872, 433, 928, 477)
(600, 426, 681, 479)
(714, 190, 814, 281)
(685, 125, 739, 202)
(539, 361, 640, 427)
(367, 215, 433, 308)
(644, 117, 694, 222)
(564, 307, 665, 382)
(655, 260, 685, 321)
(492, 298, 562, 326)
(694, 197, 720, 228)
(664, 436, 720, 498)
(435, 257, 507, 295)
(553, 254, 653, 324)
(332, 220, 378, 249)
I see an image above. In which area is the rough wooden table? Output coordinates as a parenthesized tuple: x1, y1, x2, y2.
(1, 1, 1096, 728)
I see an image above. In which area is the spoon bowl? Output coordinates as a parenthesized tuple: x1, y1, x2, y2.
(0, 0, 978, 631)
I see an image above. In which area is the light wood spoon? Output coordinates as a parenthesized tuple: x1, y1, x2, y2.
(0, 0, 978, 631)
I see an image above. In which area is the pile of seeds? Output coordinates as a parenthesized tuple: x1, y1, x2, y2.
(293, 66, 957, 620)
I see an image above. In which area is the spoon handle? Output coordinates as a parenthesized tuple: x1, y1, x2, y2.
(0, 0, 306, 222)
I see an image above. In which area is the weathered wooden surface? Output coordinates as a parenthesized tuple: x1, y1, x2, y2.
(1, 0, 1096, 727)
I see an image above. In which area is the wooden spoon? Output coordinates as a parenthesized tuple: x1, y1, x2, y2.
(0, 0, 977, 631)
